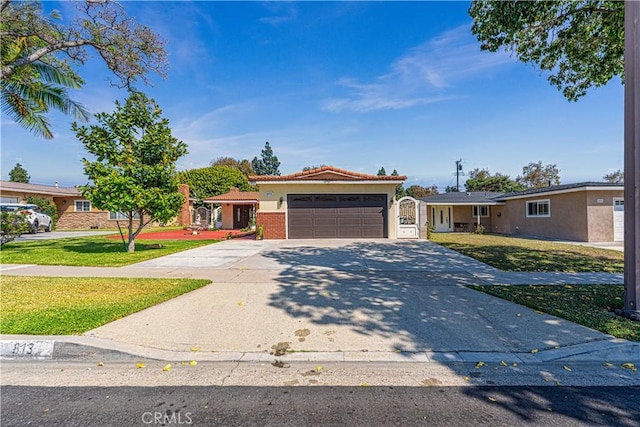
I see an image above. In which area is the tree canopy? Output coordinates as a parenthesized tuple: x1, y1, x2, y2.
(8, 163, 30, 183)
(465, 168, 523, 193)
(516, 161, 561, 189)
(251, 142, 280, 176)
(603, 169, 624, 184)
(469, 1, 624, 101)
(1, 0, 167, 138)
(73, 91, 187, 253)
(210, 156, 255, 176)
(406, 184, 439, 199)
(178, 166, 254, 201)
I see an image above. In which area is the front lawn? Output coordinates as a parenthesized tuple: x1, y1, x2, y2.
(0, 276, 211, 335)
(470, 285, 639, 342)
(430, 233, 623, 273)
(0, 236, 218, 267)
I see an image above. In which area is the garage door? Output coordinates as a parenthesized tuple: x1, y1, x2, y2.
(613, 198, 624, 242)
(287, 194, 387, 238)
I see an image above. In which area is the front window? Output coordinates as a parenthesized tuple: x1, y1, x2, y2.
(472, 206, 489, 217)
(109, 211, 140, 220)
(526, 200, 550, 217)
(75, 200, 91, 212)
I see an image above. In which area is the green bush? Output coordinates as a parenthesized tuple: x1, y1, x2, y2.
(1, 212, 29, 245)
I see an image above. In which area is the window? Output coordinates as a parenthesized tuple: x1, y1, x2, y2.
(109, 211, 140, 220)
(472, 206, 489, 217)
(526, 199, 550, 217)
(75, 200, 91, 212)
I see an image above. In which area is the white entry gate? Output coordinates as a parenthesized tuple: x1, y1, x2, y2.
(397, 196, 419, 239)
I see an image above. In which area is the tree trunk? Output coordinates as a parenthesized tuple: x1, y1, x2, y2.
(127, 238, 135, 253)
(127, 217, 136, 253)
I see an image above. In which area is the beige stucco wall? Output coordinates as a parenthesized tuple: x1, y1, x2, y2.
(256, 183, 399, 238)
(497, 189, 622, 242)
(220, 204, 234, 230)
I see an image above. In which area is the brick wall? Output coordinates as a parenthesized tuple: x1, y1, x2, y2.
(56, 212, 108, 229)
(257, 212, 286, 239)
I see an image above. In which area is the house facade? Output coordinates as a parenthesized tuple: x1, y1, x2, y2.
(249, 166, 406, 239)
(204, 187, 259, 230)
(422, 182, 624, 242)
(0, 181, 193, 230)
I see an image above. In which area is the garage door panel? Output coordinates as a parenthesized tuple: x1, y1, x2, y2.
(287, 194, 386, 239)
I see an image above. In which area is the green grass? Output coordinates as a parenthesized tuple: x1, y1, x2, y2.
(0, 276, 211, 335)
(430, 233, 623, 273)
(470, 285, 639, 342)
(0, 236, 219, 267)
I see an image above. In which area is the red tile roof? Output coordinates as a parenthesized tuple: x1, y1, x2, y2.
(249, 166, 407, 182)
(204, 187, 259, 202)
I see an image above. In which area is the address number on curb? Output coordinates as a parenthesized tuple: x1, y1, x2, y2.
(0, 340, 54, 359)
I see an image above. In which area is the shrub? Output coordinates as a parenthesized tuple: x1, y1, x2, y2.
(1, 212, 29, 245)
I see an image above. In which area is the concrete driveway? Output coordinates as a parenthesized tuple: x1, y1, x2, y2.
(83, 239, 635, 362)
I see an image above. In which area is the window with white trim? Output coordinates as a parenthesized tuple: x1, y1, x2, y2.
(109, 211, 140, 220)
(526, 199, 550, 217)
(74, 200, 91, 212)
(472, 206, 489, 217)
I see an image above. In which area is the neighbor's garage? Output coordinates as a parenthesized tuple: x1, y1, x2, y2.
(288, 194, 387, 238)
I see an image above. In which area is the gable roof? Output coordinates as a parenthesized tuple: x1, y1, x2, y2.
(204, 187, 259, 203)
(0, 180, 80, 197)
(422, 191, 504, 205)
(249, 166, 407, 183)
(495, 182, 623, 200)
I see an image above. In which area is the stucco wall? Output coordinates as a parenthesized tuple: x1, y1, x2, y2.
(221, 204, 234, 230)
(585, 190, 624, 241)
(256, 183, 399, 238)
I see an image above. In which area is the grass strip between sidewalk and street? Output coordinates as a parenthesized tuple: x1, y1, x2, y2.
(430, 233, 623, 273)
(0, 276, 211, 335)
(0, 236, 219, 267)
(469, 285, 639, 342)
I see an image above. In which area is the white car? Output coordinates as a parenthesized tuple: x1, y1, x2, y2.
(0, 203, 53, 233)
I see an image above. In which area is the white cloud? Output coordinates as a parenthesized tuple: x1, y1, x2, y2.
(323, 25, 515, 113)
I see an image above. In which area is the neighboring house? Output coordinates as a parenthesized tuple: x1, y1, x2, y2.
(0, 180, 193, 230)
(249, 166, 407, 239)
(422, 182, 625, 242)
(204, 187, 260, 230)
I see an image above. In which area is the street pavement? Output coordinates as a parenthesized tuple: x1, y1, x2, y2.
(1, 239, 635, 372)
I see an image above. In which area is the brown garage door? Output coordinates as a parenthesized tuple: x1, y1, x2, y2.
(287, 194, 387, 239)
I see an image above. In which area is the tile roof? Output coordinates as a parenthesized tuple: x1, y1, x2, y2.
(421, 191, 504, 205)
(0, 180, 80, 196)
(204, 187, 259, 202)
(495, 182, 623, 200)
(249, 166, 407, 182)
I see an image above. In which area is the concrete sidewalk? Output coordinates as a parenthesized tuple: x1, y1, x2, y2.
(1, 239, 634, 367)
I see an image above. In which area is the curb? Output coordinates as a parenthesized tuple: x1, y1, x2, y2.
(2, 336, 639, 365)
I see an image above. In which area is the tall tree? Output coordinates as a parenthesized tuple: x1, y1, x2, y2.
(465, 168, 523, 192)
(251, 142, 280, 176)
(603, 169, 624, 184)
(73, 91, 187, 253)
(178, 166, 254, 201)
(406, 184, 439, 199)
(1, 0, 167, 139)
(8, 162, 30, 183)
(390, 169, 407, 199)
(469, 1, 624, 101)
(210, 157, 255, 176)
(516, 161, 561, 189)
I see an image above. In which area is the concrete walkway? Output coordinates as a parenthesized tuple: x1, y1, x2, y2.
(1, 239, 634, 365)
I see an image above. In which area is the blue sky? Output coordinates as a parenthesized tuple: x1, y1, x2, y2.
(1, 1, 625, 190)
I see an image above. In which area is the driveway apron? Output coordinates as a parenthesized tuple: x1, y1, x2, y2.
(83, 239, 628, 359)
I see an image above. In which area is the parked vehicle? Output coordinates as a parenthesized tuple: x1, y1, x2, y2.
(0, 203, 53, 233)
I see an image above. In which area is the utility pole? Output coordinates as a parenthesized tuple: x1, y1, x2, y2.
(455, 159, 463, 192)
(624, 1, 640, 320)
